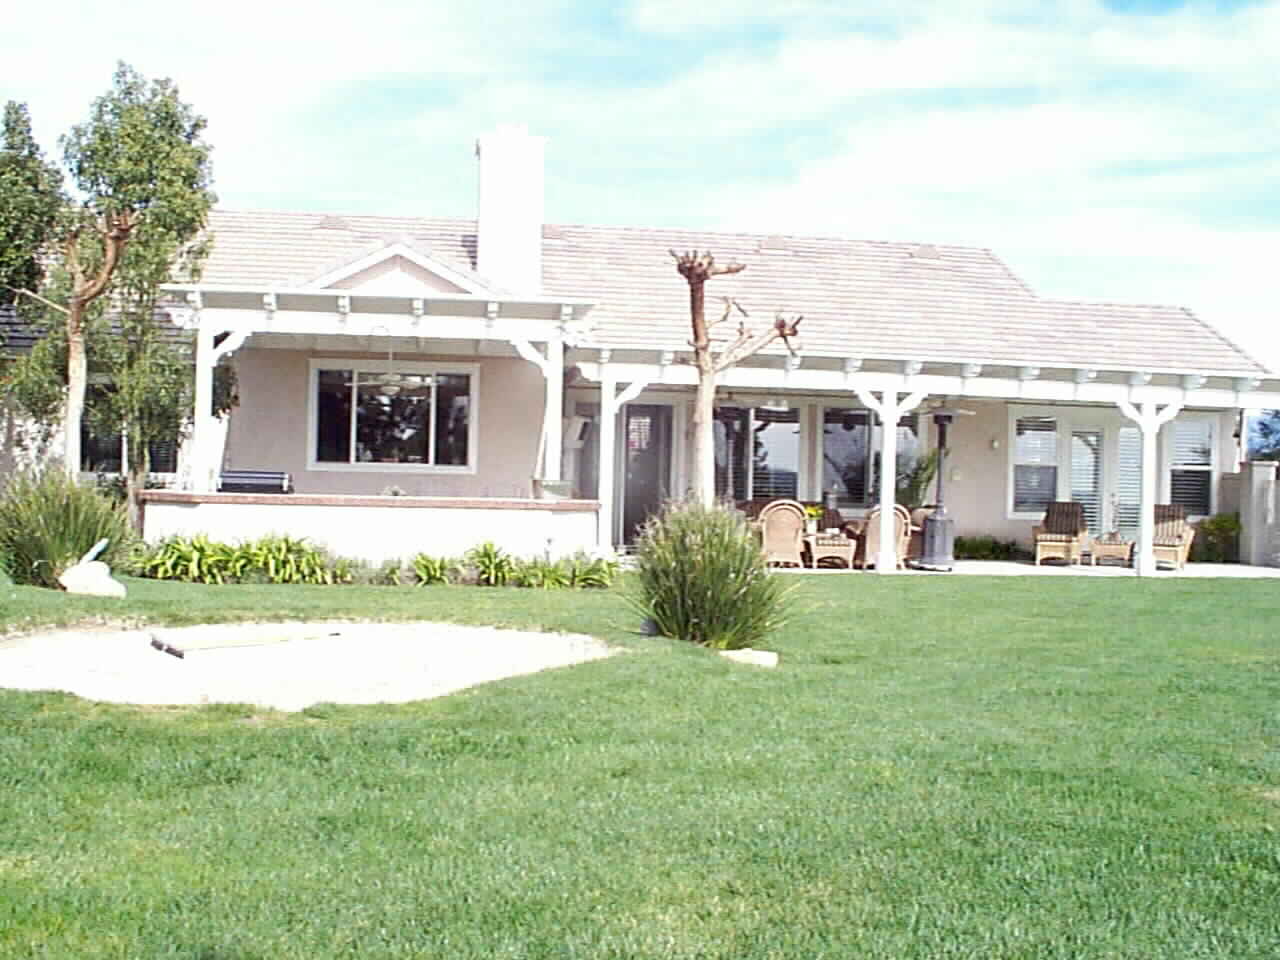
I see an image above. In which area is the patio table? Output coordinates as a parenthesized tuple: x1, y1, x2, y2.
(804, 531, 858, 569)
(1090, 536, 1133, 566)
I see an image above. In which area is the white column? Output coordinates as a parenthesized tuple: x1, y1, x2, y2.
(597, 371, 617, 552)
(191, 321, 217, 492)
(854, 388, 926, 573)
(1117, 399, 1183, 576)
(544, 336, 564, 484)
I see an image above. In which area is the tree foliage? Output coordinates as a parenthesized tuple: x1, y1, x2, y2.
(0, 102, 64, 307)
(0, 63, 216, 524)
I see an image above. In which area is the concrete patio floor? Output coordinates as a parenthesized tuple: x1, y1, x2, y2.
(784, 561, 1280, 578)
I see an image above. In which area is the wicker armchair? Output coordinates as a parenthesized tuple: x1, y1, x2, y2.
(758, 499, 806, 567)
(1152, 504, 1196, 570)
(1032, 501, 1088, 565)
(855, 504, 910, 569)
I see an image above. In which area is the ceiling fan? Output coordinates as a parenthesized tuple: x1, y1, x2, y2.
(348, 331, 433, 397)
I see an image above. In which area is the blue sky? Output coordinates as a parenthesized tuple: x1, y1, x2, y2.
(4, 0, 1277, 365)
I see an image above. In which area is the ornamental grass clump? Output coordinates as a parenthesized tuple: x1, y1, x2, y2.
(629, 499, 793, 650)
(0, 468, 133, 588)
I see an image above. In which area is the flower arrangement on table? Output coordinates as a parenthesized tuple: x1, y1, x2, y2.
(803, 504, 824, 533)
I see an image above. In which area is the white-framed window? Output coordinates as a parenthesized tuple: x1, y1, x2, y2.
(714, 403, 802, 500)
(81, 382, 179, 475)
(1168, 417, 1214, 517)
(308, 359, 479, 472)
(1011, 415, 1059, 516)
(819, 406, 922, 508)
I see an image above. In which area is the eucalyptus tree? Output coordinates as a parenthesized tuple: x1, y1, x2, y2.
(0, 63, 215, 491)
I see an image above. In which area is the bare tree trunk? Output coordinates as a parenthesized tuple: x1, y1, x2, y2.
(672, 250, 800, 510)
(64, 304, 86, 481)
(691, 369, 717, 505)
(126, 436, 147, 533)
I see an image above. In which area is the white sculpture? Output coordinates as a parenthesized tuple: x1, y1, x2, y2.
(58, 538, 127, 598)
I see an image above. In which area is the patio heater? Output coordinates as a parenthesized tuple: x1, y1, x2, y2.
(917, 405, 973, 572)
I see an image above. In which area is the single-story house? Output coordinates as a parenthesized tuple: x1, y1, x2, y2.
(7, 127, 1280, 574)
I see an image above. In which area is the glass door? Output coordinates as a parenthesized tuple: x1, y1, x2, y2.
(1114, 426, 1143, 537)
(1070, 430, 1103, 536)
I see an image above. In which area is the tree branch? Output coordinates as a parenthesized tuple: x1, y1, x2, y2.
(1, 285, 70, 316)
(79, 211, 136, 304)
(713, 313, 802, 372)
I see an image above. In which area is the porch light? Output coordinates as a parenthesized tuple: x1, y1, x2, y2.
(917, 405, 974, 572)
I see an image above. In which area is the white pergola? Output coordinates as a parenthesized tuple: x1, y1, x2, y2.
(573, 351, 1280, 577)
(164, 284, 1280, 577)
(166, 284, 592, 497)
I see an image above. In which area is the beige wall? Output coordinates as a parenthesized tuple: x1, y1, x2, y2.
(225, 347, 544, 496)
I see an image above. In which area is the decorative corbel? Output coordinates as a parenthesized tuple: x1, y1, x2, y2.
(1018, 366, 1041, 381)
(961, 363, 983, 378)
(1181, 373, 1207, 391)
(336, 294, 351, 318)
(1074, 368, 1098, 384)
(843, 358, 862, 375)
(1234, 376, 1262, 393)
(486, 301, 500, 328)
(901, 359, 924, 377)
(1128, 371, 1152, 387)
(411, 298, 425, 323)
(787, 354, 803, 372)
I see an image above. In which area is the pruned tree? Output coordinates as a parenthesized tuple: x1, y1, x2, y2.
(672, 250, 800, 505)
(0, 63, 214, 486)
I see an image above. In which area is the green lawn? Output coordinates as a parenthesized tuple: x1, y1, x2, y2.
(2, 576, 1278, 958)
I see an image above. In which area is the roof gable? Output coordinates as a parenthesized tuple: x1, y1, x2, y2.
(305, 242, 492, 295)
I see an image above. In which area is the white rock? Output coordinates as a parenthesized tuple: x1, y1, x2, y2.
(719, 647, 779, 668)
(58, 560, 127, 598)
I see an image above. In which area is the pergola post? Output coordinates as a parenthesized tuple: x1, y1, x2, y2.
(191, 320, 216, 492)
(854, 388, 926, 573)
(510, 334, 565, 486)
(1117, 399, 1183, 576)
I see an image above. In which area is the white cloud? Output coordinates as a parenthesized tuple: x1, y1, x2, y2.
(3, 0, 1276, 366)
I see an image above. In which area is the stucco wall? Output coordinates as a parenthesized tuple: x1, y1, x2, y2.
(224, 347, 544, 497)
(141, 494, 600, 564)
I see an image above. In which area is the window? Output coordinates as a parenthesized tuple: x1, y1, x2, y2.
(313, 364, 476, 469)
(1013, 416, 1058, 513)
(821, 408, 921, 507)
(80, 384, 179, 474)
(1169, 418, 1213, 516)
(714, 405, 800, 500)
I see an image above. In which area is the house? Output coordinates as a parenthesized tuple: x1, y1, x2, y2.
(9, 126, 1280, 574)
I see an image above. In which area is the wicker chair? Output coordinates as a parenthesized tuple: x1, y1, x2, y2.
(758, 499, 806, 567)
(855, 504, 910, 569)
(1152, 504, 1196, 570)
(1032, 501, 1089, 565)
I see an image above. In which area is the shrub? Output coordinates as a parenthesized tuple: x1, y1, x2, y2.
(628, 499, 792, 650)
(135, 534, 347, 585)
(564, 551, 619, 589)
(464, 542, 515, 587)
(954, 535, 1022, 561)
(411, 553, 455, 586)
(0, 469, 134, 588)
(372, 557, 405, 586)
(513, 556, 571, 589)
(1190, 512, 1240, 563)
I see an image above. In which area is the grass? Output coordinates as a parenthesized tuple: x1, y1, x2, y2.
(2, 575, 1279, 958)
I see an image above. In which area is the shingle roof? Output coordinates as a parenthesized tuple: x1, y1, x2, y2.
(190, 210, 1267, 376)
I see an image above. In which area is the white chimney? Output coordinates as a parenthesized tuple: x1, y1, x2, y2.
(475, 125, 545, 295)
